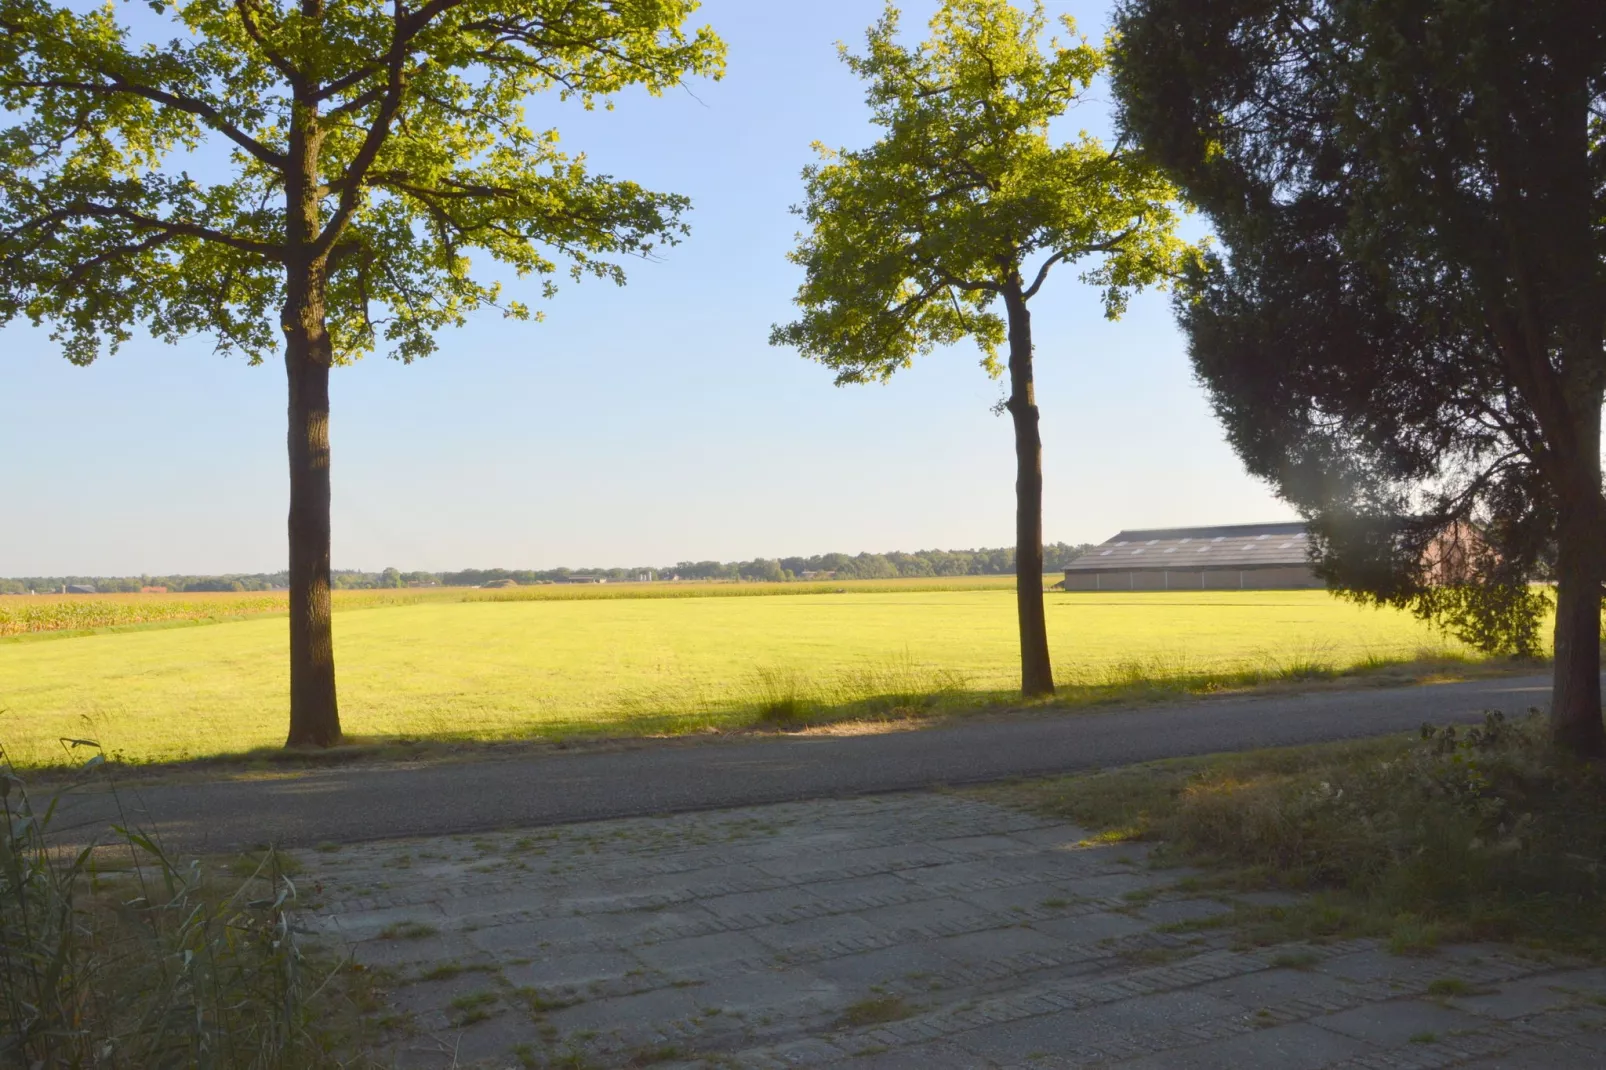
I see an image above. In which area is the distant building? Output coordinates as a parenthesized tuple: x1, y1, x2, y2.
(65, 584, 97, 594)
(1062, 522, 1320, 591)
(557, 575, 605, 584)
(141, 586, 168, 594)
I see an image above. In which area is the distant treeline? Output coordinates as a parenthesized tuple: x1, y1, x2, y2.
(0, 543, 1096, 594)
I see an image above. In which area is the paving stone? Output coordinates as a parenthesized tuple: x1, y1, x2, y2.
(833, 1039, 996, 1068)
(500, 949, 645, 989)
(689, 968, 842, 1018)
(632, 930, 772, 971)
(1310, 998, 1485, 1046)
(298, 792, 1606, 1070)
(953, 990, 1246, 1063)
(698, 885, 829, 921)
(1004, 824, 1095, 849)
(810, 942, 963, 990)
(1111, 1021, 1380, 1069)
(849, 895, 996, 935)
(930, 833, 1037, 856)
(1453, 1039, 1606, 1069)
(802, 872, 929, 902)
(952, 880, 1096, 915)
(1136, 897, 1235, 927)
(1052, 872, 1166, 900)
(1447, 973, 1593, 1021)
(748, 912, 883, 953)
(750, 843, 953, 878)
(462, 914, 609, 955)
(1191, 964, 1352, 1011)
(1312, 946, 1413, 984)
(1028, 912, 1151, 946)
(927, 924, 1067, 965)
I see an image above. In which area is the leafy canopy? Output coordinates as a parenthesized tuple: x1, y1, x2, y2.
(770, 0, 1192, 383)
(1110, 0, 1606, 656)
(0, 0, 726, 365)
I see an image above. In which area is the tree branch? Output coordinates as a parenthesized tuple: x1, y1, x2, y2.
(3, 76, 286, 169)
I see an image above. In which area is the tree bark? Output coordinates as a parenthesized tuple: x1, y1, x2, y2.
(1002, 282, 1054, 698)
(282, 272, 341, 748)
(1549, 386, 1604, 757)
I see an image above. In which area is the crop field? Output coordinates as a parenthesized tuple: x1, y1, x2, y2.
(0, 575, 1024, 638)
(0, 586, 1488, 769)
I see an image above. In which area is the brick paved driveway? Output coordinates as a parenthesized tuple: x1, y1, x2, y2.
(300, 793, 1606, 1068)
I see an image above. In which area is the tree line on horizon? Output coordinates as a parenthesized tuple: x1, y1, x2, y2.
(0, 542, 1097, 594)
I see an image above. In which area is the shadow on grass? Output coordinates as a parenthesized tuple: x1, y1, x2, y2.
(12, 647, 1540, 784)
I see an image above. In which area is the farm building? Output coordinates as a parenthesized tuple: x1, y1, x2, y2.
(1062, 522, 1320, 591)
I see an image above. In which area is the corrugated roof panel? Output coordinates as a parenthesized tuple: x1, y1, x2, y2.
(1065, 522, 1311, 572)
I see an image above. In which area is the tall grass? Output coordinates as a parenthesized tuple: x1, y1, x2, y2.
(993, 711, 1606, 954)
(0, 745, 354, 1066)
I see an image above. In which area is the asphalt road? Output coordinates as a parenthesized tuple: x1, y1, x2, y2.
(44, 673, 1567, 853)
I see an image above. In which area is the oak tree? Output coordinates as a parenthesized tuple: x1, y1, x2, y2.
(0, 0, 724, 746)
(1111, 0, 1606, 754)
(771, 0, 1191, 697)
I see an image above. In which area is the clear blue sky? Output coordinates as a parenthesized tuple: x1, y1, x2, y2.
(0, 0, 1293, 576)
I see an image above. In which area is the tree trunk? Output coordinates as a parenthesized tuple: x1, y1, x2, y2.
(1002, 282, 1054, 698)
(1549, 389, 1604, 757)
(283, 271, 341, 748)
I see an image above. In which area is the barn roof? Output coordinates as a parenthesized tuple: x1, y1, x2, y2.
(1064, 522, 1311, 573)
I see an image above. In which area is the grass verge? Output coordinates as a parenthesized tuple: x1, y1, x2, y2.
(976, 710, 1606, 957)
(0, 748, 379, 1065)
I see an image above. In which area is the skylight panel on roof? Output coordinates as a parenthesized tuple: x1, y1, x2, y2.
(1164, 548, 1176, 553)
(1099, 550, 1113, 556)
(1278, 542, 1293, 549)
(1132, 549, 1145, 555)
(1212, 537, 1225, 542)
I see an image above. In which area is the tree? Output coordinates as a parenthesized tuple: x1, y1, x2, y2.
(0, 0, 724, 747)
(770, 0, 1191, 696)
(1110, 0, 1606, 754)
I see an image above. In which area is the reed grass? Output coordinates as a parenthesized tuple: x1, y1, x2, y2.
(0, 746, 367, 1066)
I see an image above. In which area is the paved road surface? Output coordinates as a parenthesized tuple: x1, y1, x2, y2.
(47, 674, 1565, 853)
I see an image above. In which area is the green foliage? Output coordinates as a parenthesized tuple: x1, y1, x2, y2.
(0, 543, 1098, 599)
(0, 0, 726, 365)
(1006, 712, 1606, 952)
(1108, 0, 1606, 661)
(770, 0, 1192, 381)
(0, 754, 349, 1066)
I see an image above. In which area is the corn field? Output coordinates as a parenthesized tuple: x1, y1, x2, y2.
(0, 595, 287, 637)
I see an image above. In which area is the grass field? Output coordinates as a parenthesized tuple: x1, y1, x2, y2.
(0, 587, 1493, 769)
(0, 575, 1024, 638)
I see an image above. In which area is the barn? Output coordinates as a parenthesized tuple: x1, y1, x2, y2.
(1062, 522, 1321, 591)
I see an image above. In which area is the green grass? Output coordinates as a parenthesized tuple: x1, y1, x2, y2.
(0, 588, 1493, 769)
(978, 712, 1606, 956)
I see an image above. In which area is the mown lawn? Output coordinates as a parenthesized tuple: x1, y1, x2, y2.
(0, 589, 1479, 767)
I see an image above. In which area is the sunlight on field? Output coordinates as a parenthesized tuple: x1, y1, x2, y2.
(0, 575, 1023, 637)
(0, 589, 1474, 767)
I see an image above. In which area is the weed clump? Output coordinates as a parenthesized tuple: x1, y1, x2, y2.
(0, 748, 358, 1067)
(998, 712, 1606, 953)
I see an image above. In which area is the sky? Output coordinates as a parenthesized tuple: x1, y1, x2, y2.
(0, 0, 1295, 577)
